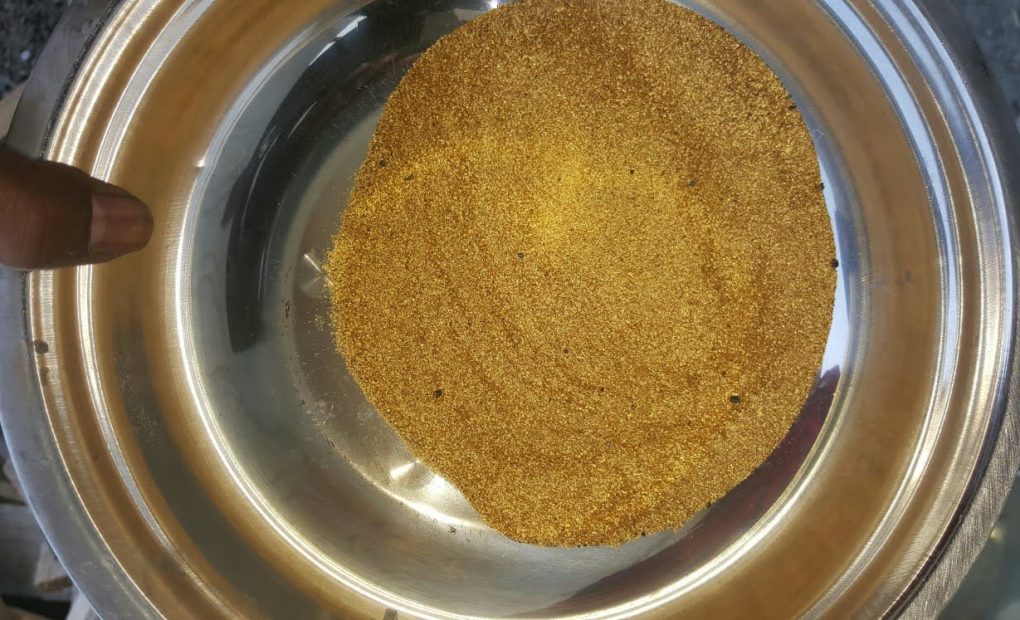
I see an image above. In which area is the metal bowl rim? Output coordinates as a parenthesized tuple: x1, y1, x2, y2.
(0, 0, 1017, 618)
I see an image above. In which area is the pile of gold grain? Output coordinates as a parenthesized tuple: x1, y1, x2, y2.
(327, 0, 835, 547)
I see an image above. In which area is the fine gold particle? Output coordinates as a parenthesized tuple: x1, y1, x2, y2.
(327, 0, 836, 547)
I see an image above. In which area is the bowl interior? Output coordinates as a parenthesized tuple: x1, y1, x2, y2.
(181, 1, 855, 614)
(42, 0, 965, 617)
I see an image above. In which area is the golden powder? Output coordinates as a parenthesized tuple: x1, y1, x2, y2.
(327, 0, 836, 546)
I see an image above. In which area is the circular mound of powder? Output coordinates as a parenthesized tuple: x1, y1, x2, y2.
(327, 0, 836, 547)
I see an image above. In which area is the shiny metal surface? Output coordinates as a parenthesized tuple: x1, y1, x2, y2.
(1, 0, 1018, 618)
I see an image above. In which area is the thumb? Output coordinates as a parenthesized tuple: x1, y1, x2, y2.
(0, 148, 153, 269)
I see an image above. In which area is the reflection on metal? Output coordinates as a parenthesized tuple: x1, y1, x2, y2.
(388, 463, 415, 481)
(298, 251, 327, 298)
(338, 15, 367, 39)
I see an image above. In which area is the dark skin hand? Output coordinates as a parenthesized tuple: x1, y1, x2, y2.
(0, 148, 152, 269)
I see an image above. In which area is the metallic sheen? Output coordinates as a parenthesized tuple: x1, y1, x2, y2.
(1, 0, 1018, 618)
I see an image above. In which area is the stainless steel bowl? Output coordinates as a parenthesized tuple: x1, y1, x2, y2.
(2, 0, 1018, 617)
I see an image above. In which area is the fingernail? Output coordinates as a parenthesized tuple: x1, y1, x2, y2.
(89, 192, 153, 256)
